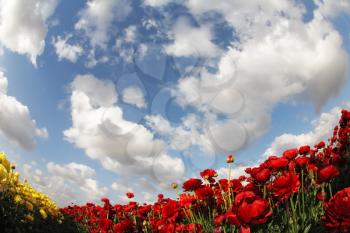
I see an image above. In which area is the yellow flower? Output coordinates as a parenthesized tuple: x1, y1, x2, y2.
(0, 164, 8, 181)
(39, 208, 47, 219)
(24, 214, 34, 222)
(14, 195, 22, 204)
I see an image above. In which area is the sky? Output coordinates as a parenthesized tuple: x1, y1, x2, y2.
(0, 0, 350, 206)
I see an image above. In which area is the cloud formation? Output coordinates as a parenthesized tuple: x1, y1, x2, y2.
(64, 74, 185, 188)
(0, 0, 59, 66)
(0, 71, 48, 150)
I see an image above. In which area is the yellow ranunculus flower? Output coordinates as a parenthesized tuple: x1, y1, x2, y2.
(14, 195, 22, 204)
(0, 164, 8, 180)
(39, 208, 48, 219)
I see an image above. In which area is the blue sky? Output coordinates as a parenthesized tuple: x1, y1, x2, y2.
(0, 0, 350, 206)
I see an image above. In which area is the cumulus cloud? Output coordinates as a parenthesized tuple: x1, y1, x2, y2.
(0, 0, 59, 66)
(64, 74, 185, 187)
(122, 86, 147, 109)
(165, 18, 220, 58)
(143, 0, 172, 7)
(0, 71, 48, 150)
(166, 0, 348, 155)
(52, 35, 83, 62)
(21, 162, 107, 206)
(264, 106, 343, 157)
(315, 0, 350, 18)
(75, 0, 131, 48)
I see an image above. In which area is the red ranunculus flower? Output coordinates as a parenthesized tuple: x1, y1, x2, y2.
(231, 191, 272, 232)
(126, 192, 134, 199)
(254, 168, 271, 183)
(283, 148, 299, 160)
(267, 157, 289, 171)
(299, 145, 311, 155)
(323, 187, 350, 232)
(183, 178, 203, 191)
(271, 172, 300, 200)
(195, 186, 214, 200)
(200, 169, 218, 182)
(317, 165, 339, 183)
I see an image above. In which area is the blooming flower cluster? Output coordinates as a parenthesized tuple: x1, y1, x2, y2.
(0, 152, 60, 221)
(61, 110, 350, 233)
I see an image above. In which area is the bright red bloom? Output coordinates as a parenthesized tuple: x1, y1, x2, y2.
(195, 186, 214, 200)
(317, 165, 339, 183)
(254, 168, 271, 183)
(283, 148, 299, 160)
(271, 172, 300, 200)
(162, 200, 180, 222)
(299, 145, 311, 155)
(182, 178, 203, 191)
(126, 192, 134, 199)
(200, 169, 218, 182)
(232, 191, 272, 231)
(267, 157, 289, 171)
(323, 187, 350, 232)
(179, 193, 195, 208)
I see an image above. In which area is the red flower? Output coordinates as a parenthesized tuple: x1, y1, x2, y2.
(299, 145, 311, 155)
(227, 154, 234, 163)
(179, 193, 195, 208)
(316, 191, 327, 201)
(126, 192, 134, 199)
(195, 186, 214, 200)
(267, 157, 289, 171)
(315, 141, 326, 149)
(323, 187, 350, 232)
(161, 200, 180, 222)
(295, 157, 310, 166)
(200, 169, 218, 182)
(317, 165, 339, 183)
(254, 168, 271, 183)
(271, 172, 300, 200)
(231, 191, 272, 232)
(283, 148, 298, 160)
(183, 178, 203, 191)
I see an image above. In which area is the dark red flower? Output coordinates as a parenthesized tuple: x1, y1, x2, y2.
(271, 172, 300, 200)
(299, 145, 311, 155)
(126, 192, 134, 199)
(295, 157, 310, 166)
(183, 178, 203, 191)
(323, 187, 350, 232)
(317, 165, 339, 183)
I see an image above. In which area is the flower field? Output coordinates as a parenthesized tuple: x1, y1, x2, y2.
(2, 109, 350, 233)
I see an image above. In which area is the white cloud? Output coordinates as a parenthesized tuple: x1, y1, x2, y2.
(122, 86, 147, 108)
(0, 0, 59, 66)
(75, 0, 131, 48)
(52, 35, 83, 62)
(165, 18, 220, 57)
(168, 1, 347, 155)
(315, 0, 350, 17)
(143, 0, 172, 7)
(21, 162, 107, 206)
(64, 74, 185, 187)
(0, 71, 48, 150)
(264, 106, 343, 157)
